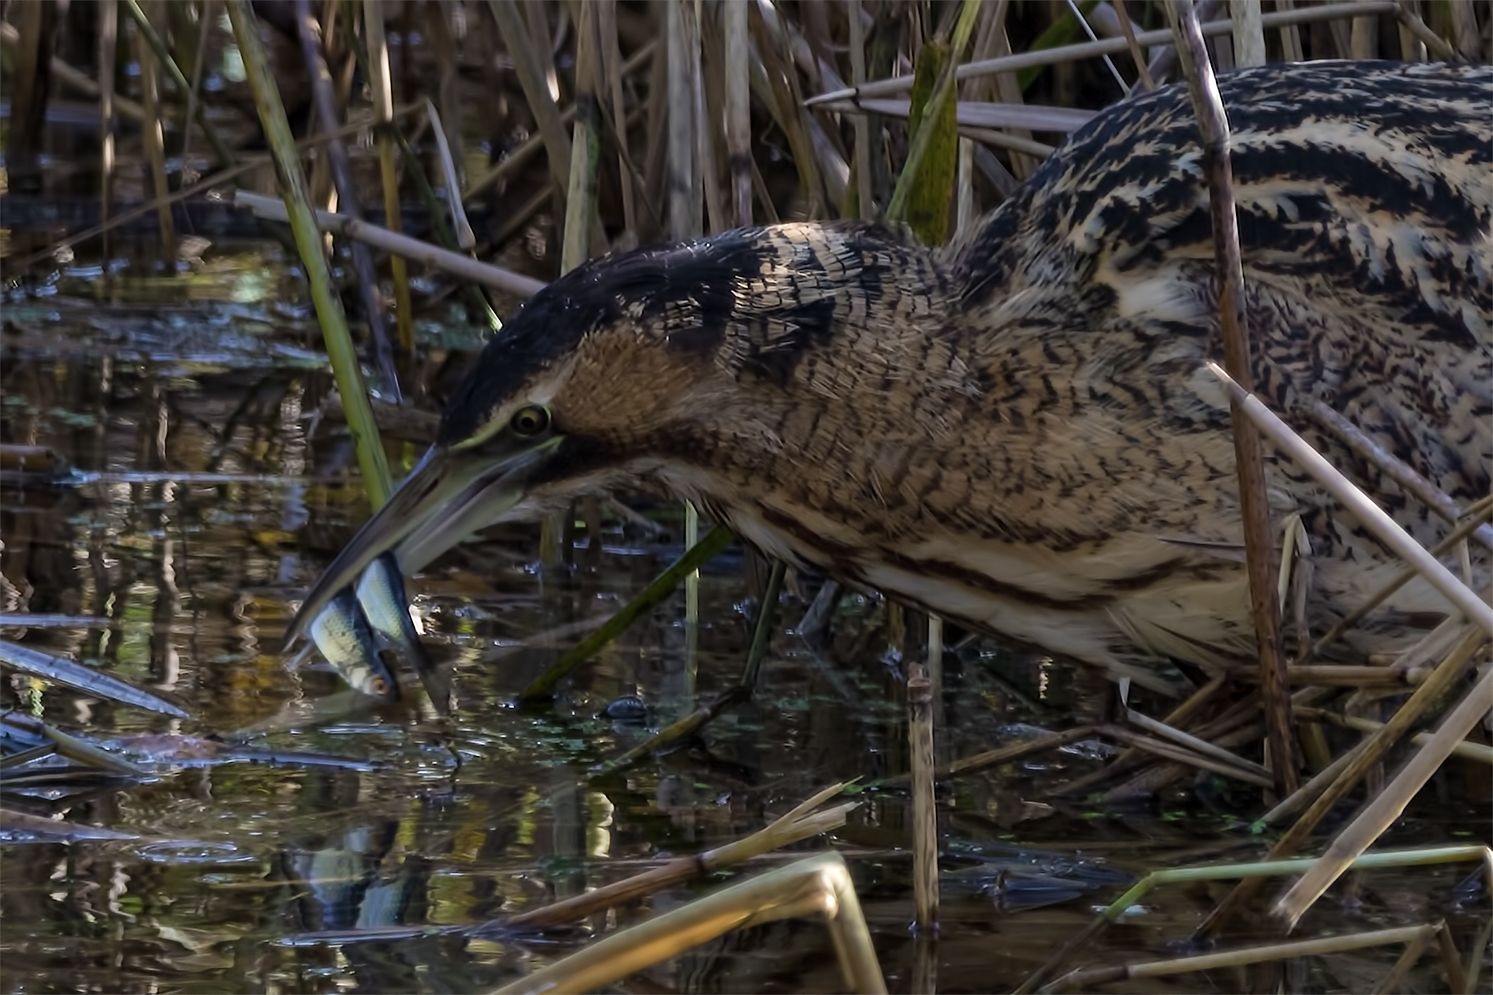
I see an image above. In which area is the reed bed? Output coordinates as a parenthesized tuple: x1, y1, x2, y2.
(3, 1, 1489, 991)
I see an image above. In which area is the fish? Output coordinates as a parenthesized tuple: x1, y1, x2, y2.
(356, 552, 437, 678)
(309, 588, 400, 702)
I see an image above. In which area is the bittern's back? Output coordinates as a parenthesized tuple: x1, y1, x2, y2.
(713, 61, 1490, 687)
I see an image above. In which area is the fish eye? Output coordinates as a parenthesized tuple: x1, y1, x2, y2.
(509, 404, 550, 438)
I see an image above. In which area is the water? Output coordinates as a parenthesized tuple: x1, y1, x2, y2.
(2, 249, 1487, 994)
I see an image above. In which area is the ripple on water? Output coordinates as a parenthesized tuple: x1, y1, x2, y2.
(132, 839, 263, 866)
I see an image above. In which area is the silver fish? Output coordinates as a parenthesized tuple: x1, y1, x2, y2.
(309, 588, 399, 701)
(356, 551, 436, 678)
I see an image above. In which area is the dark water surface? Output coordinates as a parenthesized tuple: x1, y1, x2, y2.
(2, 249, 1487, 995)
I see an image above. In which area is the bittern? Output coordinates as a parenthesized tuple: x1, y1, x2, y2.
(291, 61, 1491, 695)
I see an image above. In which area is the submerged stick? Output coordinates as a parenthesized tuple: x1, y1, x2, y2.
(908, 662, 939, 933)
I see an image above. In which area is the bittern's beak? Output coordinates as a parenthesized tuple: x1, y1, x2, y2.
(286, 436, 563, 649)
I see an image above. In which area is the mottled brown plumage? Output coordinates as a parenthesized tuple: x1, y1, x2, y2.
(295, 60, 1491, 694)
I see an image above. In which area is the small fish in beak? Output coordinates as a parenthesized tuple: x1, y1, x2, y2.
(287, 438, 564, 650)
(308, 588, 399, 702)
(356, 552, 435, 678)
(288, 431, 565, 700)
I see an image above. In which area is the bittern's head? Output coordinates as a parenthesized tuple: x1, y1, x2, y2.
(289, 220, 932, 641)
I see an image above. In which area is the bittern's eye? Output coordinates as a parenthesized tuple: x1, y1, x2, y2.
(509, 404, 551, 438)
